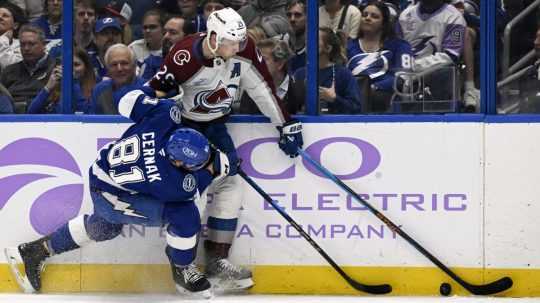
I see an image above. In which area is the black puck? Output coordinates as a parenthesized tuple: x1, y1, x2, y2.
(440, 282, 452, 296)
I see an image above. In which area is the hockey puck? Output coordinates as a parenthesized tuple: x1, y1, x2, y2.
(439, 282, 452, 296)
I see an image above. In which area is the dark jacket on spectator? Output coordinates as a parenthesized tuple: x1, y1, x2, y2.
(0, 55, 56, 113)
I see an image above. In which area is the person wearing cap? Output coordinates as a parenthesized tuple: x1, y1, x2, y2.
(89, 43, 144, 114)
(99, 0, 134, 44)
(0, 1, 26, 71)
(91, 17, 123, 82)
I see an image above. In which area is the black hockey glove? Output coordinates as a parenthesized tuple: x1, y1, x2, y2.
(277, 120, 303, 158)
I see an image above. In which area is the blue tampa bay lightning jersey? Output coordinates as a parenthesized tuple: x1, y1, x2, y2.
(346, 38, 413, 91)
(89, 89, 214, 202)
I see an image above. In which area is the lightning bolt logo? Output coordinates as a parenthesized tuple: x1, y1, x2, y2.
(102, 192, 146, 218)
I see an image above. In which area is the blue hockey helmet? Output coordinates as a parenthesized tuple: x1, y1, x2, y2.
(166, 128, 211, 171)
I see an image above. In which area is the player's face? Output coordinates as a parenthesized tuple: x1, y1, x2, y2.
(162, 18, 185, 53)
(360, 5, 383, 34)
(143, 14, 163, 50)
(75, 5, 96, 33)
(107, 48, 136, 87)
(535, 29, 540, 59)
(217, 38, 243, 59)
(20, 31, 46, 63)
(287, 3, 306, 35)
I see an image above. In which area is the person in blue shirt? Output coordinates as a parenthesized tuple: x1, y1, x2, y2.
(5, 88, 233, 299)
(90, 18, 123, 82)
(347, 0, 413, 112)
(89, 43, 145, 114)
(292, 27, 363, 114)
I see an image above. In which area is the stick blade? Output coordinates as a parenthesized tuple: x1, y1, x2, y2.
(469, 276, 513, 295)
(347, 278, 392, 295)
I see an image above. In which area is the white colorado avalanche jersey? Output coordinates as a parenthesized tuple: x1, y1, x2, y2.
(397, 3, 466, 70)
(149, 33, 290, 123)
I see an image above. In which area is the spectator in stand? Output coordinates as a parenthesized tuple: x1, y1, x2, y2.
(99, 0, 134, 45)
(129, 9, 165, 77)
(0, 1, 26, 71)
(27, 46, 95, 114)
(74, 0, 97, 52)
(287, 0, 306, 74)
(0, 83, 14, 114)
(33, 0, 62, 40)
(347, 0, 413, 112)
(202, 0, 225, 19)
(1, 24, 56, 113)
(140, 15, 187, 81)
(451, 0, 479, 112)
(89, 43, 144, 114)
(291, 27, 363, 114)
(91, 17, 123, 82)
(397, 0, 466, 111)
(221, 0, 247, 10)
(238, 0, 288, 28)
(238, 38, 293, 114)
(73, 47, 96, 113)
(177, 0, 206, 32)
(9, 0, 44, 22)
(319, 0, 362, 40)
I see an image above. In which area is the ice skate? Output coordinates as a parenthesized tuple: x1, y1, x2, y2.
(206, 257, 254, 291)
(171, 263, 213, 299)
(4, 237, 51, 293)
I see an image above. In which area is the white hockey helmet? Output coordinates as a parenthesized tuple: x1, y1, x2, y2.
(206, 7, 247, 55)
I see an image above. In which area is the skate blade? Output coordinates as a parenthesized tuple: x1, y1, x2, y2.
(209, 277, 254, 292)
(175, 284, 214, 300)
(4, 247, 37, 293)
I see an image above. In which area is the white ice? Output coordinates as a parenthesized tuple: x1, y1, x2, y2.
(0, 294, 539, 303)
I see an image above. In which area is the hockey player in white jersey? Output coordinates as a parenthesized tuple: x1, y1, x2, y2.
(148, 8, 303, 291)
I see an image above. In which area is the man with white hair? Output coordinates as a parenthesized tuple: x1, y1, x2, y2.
(89, 43, 144, 114)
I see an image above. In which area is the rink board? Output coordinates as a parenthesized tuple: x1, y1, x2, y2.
(0, 122, 538, 296)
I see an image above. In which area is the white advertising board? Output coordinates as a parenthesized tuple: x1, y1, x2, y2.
(0, 122, 486, 268)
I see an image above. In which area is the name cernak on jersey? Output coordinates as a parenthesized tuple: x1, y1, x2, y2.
(141, 132, 162, 183)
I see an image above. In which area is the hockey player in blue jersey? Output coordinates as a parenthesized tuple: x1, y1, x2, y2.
(4, 89, 233, 299)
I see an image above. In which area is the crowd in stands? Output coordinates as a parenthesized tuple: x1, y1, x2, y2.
(0, 0, 537, 115)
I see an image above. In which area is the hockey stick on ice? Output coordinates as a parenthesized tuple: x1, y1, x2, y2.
(238, 169, 392, 295)
(297, 148, 513, 295)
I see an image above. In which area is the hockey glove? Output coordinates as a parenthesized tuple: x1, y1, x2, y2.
(139, 85, 157, 98)
(211, 149, 231, 181)
(277, 120, 303, 158)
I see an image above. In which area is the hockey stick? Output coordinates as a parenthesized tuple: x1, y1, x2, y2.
(237, 169, 392, 295)
(297, 148, 513, 295)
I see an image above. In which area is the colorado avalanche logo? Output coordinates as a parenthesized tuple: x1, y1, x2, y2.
(191, 81, 233, 114)
(0, 138, 84, 235)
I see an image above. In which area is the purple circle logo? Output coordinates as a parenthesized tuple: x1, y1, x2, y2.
(0, 138, 84, 235)
(238, 136, 382, 180)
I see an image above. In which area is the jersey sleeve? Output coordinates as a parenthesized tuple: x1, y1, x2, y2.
(118, 89, 182, 124)
(148, 35, 200, 93)
(238, 38, 291, 123)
